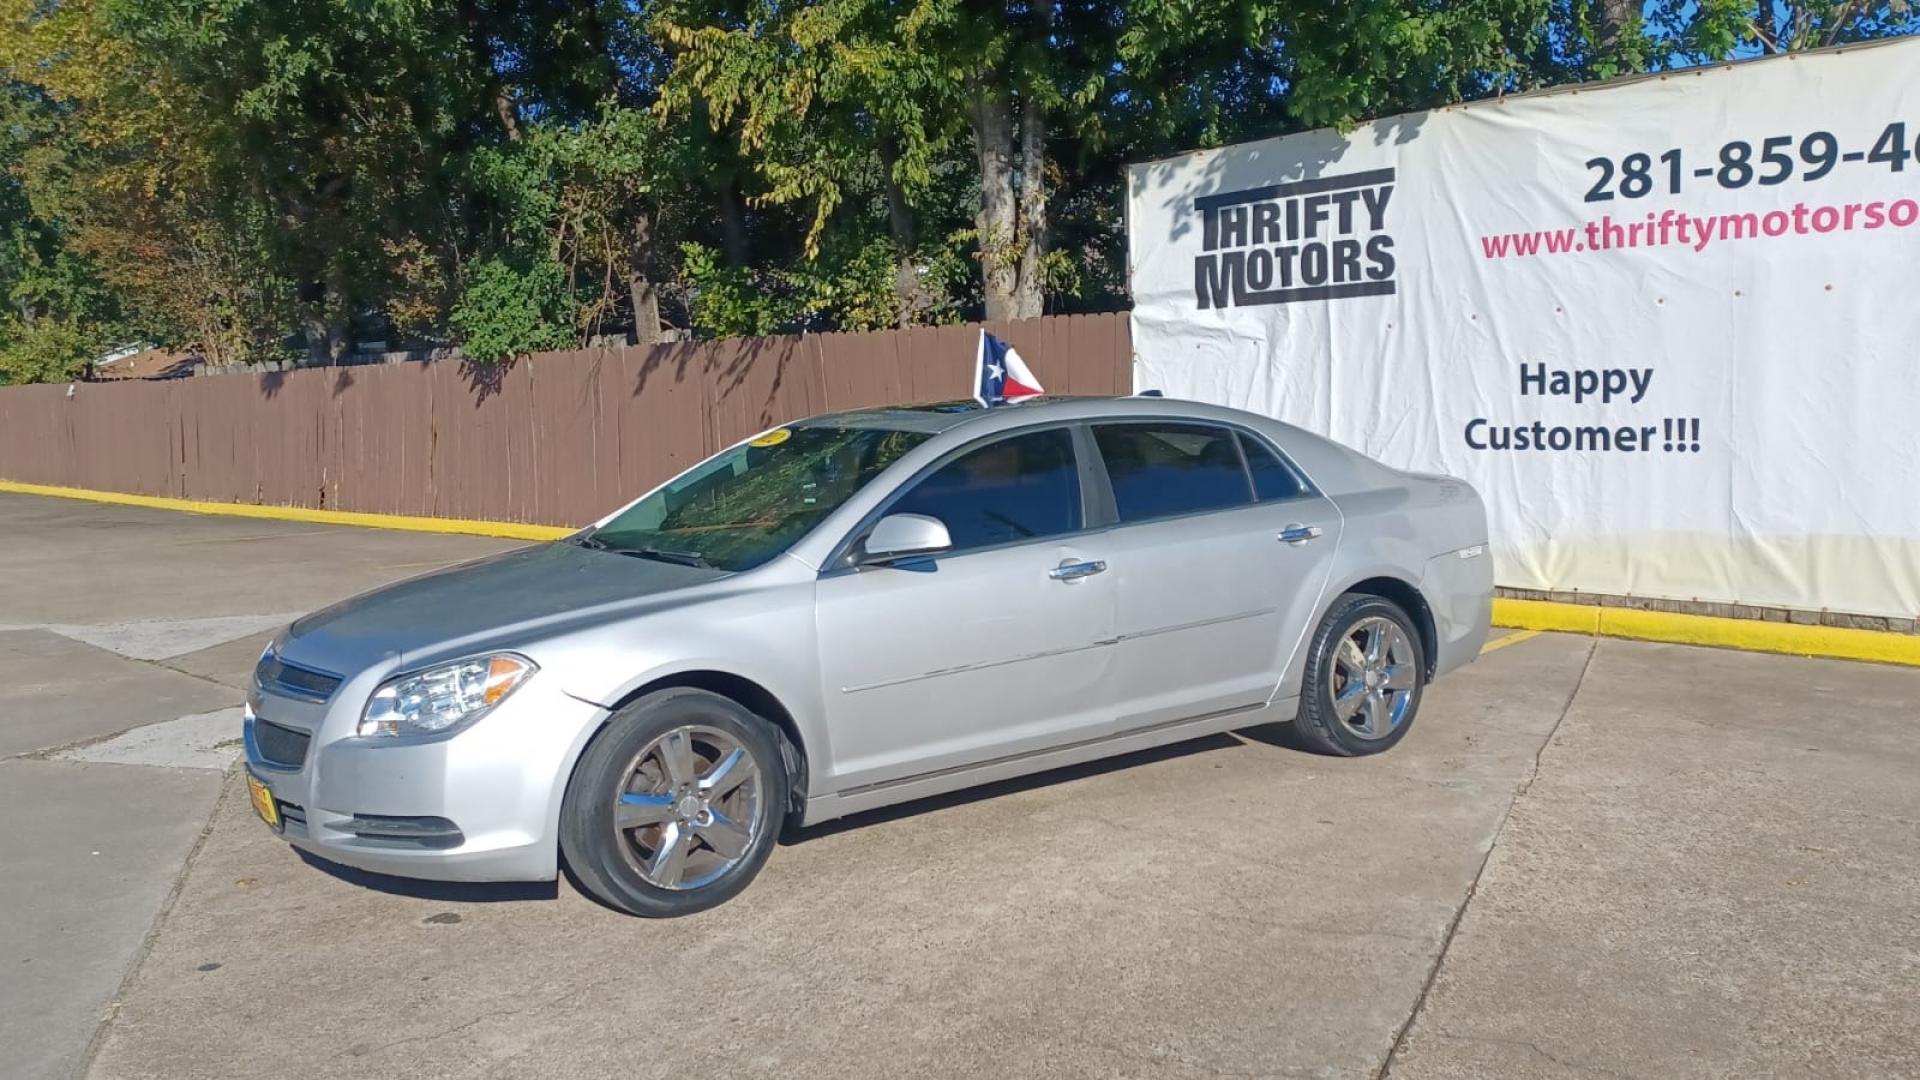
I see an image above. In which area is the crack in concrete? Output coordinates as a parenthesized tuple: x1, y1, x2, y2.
(332, 982, 596, 1064)
(7, 649, 244, 764)
(1057, 1027, 1344, 1079)
(149, 657, 251, 692)
(1424, 1031, 1636, 1080)
(72, 768, 238, 1080)
(3, 614, 295, 664)
(1374, 637, 1599, 1080)
(15, 687, 243, 763)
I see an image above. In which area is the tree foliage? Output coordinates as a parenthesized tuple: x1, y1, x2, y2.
(0, 0, 1912, 380)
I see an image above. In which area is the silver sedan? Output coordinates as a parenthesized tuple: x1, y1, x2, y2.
(243, 395, 1492, 916)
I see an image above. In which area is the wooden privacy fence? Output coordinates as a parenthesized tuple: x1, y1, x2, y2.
(0, 314, 1132, 527)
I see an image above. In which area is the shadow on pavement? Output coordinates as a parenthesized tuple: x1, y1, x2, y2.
(294, 721, 1319, 906)
(293, 849, 559, 902)
(1231, 719, 1319, 753)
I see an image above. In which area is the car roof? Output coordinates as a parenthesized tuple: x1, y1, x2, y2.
(797, 394, 1401, 499)
(796, 401, 991, 434)
(801, 395, 1265, 436)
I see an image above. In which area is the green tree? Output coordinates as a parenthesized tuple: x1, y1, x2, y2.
(1, 0, 1915, 383)
(1531, 2, 1917, 82)
(98, 0, 492, 362)
(456, 103, 682, 360)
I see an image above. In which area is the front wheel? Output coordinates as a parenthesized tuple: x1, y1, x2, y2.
(560, 688, 787, 917)
(1291, 593, 1426, 757)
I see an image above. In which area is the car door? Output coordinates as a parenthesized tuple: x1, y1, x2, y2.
(1088, 421, 1342, 730)
(812, 425, 1117, 793)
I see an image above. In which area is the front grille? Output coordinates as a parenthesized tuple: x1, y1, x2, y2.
(252, 717, 312, 769)
(254, 652, 344, 702)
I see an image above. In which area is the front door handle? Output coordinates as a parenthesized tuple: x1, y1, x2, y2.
(1049, 559, 1108, 582)
(1278, 524, 1323, 546)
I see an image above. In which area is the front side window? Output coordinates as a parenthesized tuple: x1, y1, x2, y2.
(1094, 422, 1253, 522)
(887, 427, 1081, 553)
(587, 424, 929, 571)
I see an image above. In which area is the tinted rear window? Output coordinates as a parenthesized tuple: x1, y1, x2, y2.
(1239, 432, 1307, 501)
(1093, 422, 1253, 522)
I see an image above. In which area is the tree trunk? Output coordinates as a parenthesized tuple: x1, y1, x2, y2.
(1595, 0, 1639, 62)
(298, 275, 330, 365)
(299, 271, 351, 365)
(1011, 93, 1047, 320)
(325, 264, 352, 361)
(629, 275, 661, 346)
(1756, 2, 1780, 53)
(878, 137, 927, 327)
(301, 313, 331, 366)
(716, 179, 750, 269)
(578, 0, 623, 101)
(970, 87, 1020, 322)
(460, 0, 521, 140)
(628, 213, 662, 345)
(494, 92, 523, 142)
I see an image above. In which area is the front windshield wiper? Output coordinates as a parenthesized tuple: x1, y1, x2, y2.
(567, 529, 712, 568)
(615, 545, 712, 569)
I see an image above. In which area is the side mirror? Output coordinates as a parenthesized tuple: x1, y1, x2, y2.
(858, 513, 952, 565)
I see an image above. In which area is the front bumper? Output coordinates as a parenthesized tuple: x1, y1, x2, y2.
(244, 678, 607, 882)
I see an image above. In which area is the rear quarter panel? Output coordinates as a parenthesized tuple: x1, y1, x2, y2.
(1265, 417, 1492, 691)
(1325, 475, 1491, 679)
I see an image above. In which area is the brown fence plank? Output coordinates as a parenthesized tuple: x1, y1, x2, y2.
(526, 351, 604, 527)
(616, 342, 709, 503)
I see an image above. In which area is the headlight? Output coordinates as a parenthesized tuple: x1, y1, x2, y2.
(358, 654, 537, 738)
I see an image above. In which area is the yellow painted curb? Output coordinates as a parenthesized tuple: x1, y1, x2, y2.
(1477, 629, 1541, 655)
(0, 480, 573, 542)
(1494, 597, 1920, 668)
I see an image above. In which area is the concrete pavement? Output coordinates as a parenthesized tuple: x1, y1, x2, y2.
(82, 632, 1599, 1080)
(0, 758, 220, 1080)
(2, 491, 1916, 1079)
(0, 492, 513, 1080)
(1390, 640, 1920, 1079)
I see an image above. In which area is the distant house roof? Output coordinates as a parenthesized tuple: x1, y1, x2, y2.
(92, 345, 197, 380)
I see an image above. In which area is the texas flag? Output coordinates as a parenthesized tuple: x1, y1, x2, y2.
(974, 331, 1045, 407)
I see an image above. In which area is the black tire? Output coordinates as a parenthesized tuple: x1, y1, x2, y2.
(1291, 592, 1427, 757)
(560, 688, 788, 917)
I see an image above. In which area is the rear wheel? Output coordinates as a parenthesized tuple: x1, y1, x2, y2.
(1292, 593, 1425, 757)
(560, 688, 787, 917)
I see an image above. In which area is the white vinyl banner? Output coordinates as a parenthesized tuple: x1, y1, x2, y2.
(1127, 40, 1920, 619)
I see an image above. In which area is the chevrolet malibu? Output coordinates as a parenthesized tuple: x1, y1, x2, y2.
(244, 396, 1492, 916)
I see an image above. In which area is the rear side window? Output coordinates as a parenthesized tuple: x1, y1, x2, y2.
(1093, 422, 1253, 522)
(889, 428, 1081, 551)
(1239, 432, 1307, 501)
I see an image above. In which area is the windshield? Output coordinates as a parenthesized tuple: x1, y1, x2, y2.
(581, 424, 930, 572)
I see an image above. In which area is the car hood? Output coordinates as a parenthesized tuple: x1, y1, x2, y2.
(279, 542, 727, 675)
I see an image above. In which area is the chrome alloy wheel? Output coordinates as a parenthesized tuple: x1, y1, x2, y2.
(1330, 616, 1418, 741)
(612, 724, 764, 891)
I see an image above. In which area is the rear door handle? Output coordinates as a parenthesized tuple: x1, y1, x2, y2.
(1278, 524, 1323, 546)
(1049, 559, 1107, 582)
